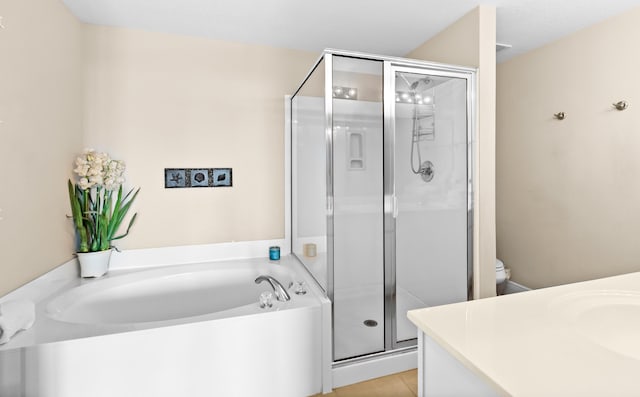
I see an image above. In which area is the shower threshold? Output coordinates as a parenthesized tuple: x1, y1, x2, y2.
(332, 346, 417, 388)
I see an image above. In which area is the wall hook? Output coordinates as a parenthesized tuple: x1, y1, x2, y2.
(554, 112, 566, 120)
(613, 101, 628, 111)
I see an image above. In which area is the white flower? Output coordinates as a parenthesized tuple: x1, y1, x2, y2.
(94, 152, 109, 166)
(85, 150, 96, 163)
(102, 159, 126, 190)
(87, 165, 102, 176)
(73, 149, 130, 191)
(78, 177, 92, 190)
(74, 164, 90, 177)
(104, 178, 116, 191)
(108, 160, 124, 172)
(89, 174, 103, 186)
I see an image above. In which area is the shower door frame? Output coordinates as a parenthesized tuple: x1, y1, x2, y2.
(291, 49, 476, 361)
(383, 61, 476, 351)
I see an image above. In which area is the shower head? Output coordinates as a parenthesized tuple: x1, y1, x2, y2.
(409, 77, 432, 91)
(398, 74, 433, 92)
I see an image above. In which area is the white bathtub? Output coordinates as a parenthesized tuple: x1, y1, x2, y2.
(46, 261, 298, 325)
(0, 256, 327, 397)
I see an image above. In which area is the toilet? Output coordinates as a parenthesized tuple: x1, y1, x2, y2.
(496, 259, 507, 295)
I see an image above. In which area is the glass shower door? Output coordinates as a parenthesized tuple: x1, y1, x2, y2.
(387, 67, 470, 345)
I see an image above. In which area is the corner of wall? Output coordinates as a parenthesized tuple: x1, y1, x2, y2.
(476, 4, 497, 299)
(0, 0, 85, 296)
(406, 5, 497, 299)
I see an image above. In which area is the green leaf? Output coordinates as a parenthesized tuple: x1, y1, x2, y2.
(68, 177, 139, 251)
(68, 180, 89, 252)
(106, 185, 124, 239)
(111, 212, 137, 241)
(99, 213, 109, 251)
(107, 187, 140, 241)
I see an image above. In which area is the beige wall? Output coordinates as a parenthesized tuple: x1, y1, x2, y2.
(0, 7, 317, 295)
(0, 2, 497, 299)
(407, 5, 497, 299)
(497, 7, 640, 288)
(0, 0, 84, 296)
(407, 7, 482, 68)
(83, 26, 317, 249)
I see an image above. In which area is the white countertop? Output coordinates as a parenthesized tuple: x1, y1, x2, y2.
(408, 272, 640, 397)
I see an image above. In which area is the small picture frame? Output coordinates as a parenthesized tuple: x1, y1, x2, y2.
(165, 168, 186, 188)
(190, 169, 209, 187)
(212, 168, 232, 187)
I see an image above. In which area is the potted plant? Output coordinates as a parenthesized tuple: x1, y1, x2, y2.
(68, 149, 139, 277)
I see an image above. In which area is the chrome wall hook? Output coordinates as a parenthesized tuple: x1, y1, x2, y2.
(554, 112, 566, 120)
(613, 101, 628, 111)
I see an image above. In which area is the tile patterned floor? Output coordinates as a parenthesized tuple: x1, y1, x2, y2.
(311, 369, 417, 397)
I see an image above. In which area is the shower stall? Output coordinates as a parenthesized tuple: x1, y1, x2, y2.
(291, 49, 474, 363)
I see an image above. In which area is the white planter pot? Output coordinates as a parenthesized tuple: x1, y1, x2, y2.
(77, 249, 112, 278)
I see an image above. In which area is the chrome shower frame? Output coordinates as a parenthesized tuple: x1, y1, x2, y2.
(291, 48, 476, 361)
(384, 61, 476, 351)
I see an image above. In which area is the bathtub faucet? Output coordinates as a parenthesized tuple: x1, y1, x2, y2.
(255, 275, 291, 302)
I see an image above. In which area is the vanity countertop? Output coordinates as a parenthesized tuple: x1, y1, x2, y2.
(408, 272, 640, 397)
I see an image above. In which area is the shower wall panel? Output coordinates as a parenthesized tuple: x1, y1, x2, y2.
(332, 100, 384, 360)
(292, 59, 328, 290)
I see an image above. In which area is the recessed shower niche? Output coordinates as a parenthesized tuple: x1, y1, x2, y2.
(291, 50, 475, 362)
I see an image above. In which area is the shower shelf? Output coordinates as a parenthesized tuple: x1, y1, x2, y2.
(417, 129, 435, 140)
(416, 112, 434, 118)
(417, 104, 436, 111)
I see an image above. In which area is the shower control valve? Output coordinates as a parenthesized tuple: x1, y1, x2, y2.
(420, 161, 435, 183)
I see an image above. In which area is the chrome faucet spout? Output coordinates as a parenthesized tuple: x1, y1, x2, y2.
(255, 275, 291, 302)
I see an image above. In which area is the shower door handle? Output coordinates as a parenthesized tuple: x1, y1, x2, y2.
(393, 196, 398, 219)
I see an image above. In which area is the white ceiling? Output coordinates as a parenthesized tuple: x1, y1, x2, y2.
(62, 0, 640, 63)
